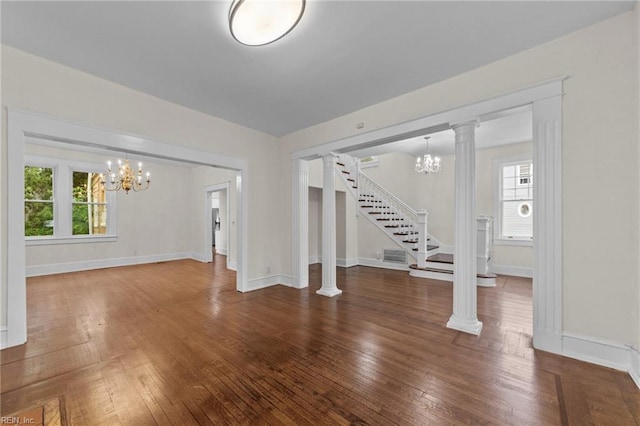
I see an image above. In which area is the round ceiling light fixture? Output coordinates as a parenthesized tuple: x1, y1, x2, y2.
(229, 0, 305, 46)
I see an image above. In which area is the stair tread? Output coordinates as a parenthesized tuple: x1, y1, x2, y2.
(412, 245, 439, 251)
(427, 253, 453, 264)
(336, 162, 345, 166)
(408, 264, 497, 279)
(341, 170, 350, 174)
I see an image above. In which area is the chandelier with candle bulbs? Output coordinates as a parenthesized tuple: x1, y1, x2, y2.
(100, 159, 150, 194)
(415, 136, 441, 175)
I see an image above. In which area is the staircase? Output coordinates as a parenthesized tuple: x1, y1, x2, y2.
(334, 153, 496, 287)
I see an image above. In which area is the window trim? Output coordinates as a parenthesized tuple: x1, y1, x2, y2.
(25, 155, 117, 245)
(493, 153, 533, 246)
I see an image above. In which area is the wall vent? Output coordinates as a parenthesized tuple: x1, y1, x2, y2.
(383, 249, 407, 264)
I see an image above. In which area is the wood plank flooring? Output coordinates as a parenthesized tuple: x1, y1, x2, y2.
(2, 255, 639, 425)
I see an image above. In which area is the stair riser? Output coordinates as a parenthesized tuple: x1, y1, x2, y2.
(425, 261, 453, 272)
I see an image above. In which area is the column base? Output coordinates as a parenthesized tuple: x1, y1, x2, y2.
(316, 287, 342, 297)
(447, 315, 483, 335)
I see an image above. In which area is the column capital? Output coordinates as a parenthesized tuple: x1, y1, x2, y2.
(451, 119, 479, 131)
(322, 154, 337, 167)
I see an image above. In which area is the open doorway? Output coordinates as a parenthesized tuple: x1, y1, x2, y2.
(204, 179, 236, 271)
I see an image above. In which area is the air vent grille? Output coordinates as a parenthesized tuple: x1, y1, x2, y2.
(383, 249, 407, 264)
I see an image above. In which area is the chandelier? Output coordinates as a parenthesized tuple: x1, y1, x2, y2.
(100, 159, 150, 194)
(229, 0, 306, 46)
(415, 136, 441, 175)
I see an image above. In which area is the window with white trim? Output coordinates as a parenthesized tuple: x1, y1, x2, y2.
(25, 156, 116, 243)
(495, 156, 533, 243)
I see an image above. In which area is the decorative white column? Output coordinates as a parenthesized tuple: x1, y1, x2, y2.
(317, 154, 342, 297)
(532, 95, 563, 354)
(292, 159, 309, 289)
(447, 121, 483, 335)
(417, 210, 428, 269)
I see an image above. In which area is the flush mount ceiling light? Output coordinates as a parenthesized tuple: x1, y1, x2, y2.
(229, 0, 305, 46)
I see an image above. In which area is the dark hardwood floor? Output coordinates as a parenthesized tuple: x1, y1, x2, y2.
(2, 255, 639, 425)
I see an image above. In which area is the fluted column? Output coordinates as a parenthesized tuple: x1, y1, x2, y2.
(532, 95, 563, 353)
(317, 154, 342, 297)
(447, 121, 482, 335)
(292, 159, 309, 289)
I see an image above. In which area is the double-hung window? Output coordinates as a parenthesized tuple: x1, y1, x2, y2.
(24, 165, 55, 236)
(495, 155, 533, 245)
(25, 156, 116, 244)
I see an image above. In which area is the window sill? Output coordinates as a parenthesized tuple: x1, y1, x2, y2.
(495, 238, 533, 247)
(26, 235, 117, 246)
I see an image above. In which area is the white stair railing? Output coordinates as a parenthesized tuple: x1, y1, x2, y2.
(336, 153, 429, 265)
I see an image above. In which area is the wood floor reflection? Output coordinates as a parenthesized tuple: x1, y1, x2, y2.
(2, 256, 638, 424)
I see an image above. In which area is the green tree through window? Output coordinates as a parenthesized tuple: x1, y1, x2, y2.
(24, 166, 54, 236)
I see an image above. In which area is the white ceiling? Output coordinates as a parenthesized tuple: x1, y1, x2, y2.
(1, 1, 635, 137)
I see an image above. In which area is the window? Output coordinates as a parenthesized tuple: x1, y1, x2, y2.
(72, 171, 108, 235)
(24, 166, 54, 236)
(495, 156, 533, 244)
(25, 156, 116, 244)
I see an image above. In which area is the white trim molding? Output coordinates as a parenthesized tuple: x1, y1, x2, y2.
(292, 159, 310, 288)
(558, 333, 640, 390)
(216, 248, 228, 256)
(6, 108, 249, 348)
(492, 264, 533, 278)
(26, 253, 195, 277)
(246, 274, 294, 292)
(0, 327, 7, 349)
(203, 181, 232, 268)
(562, 332, 631, 372)
(630, 346, 640, 389)
(309, 256, 358, 268)
(532, 94, 564, 355)
(357, 257, 410, 272)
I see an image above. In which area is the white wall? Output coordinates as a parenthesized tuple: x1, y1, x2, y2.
(1, 45, 282, 327)
(308, 187, 322, 262)
(280, 11, 639, 346)
(23, 143, 194, 273)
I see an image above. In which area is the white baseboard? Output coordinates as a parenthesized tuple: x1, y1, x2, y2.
(246, 274, 293, 291)
(337, 258, 358, 268)
(0, 326, 7, 349)
(215, 247, 228, 255)
(630, 347, 640, 389)
(493, 264, 533, 278)
(190, 252, 208, 263)
(562, 332, 631, 372)
(357, 257, 409, 271)
(309, 257, 358, 268)
(227, 261, 237, 271)
(25, 252, 194, 277)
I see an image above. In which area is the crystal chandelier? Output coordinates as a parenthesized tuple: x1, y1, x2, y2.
(415, 136, 441, 174)
(100, 159, 150, 194)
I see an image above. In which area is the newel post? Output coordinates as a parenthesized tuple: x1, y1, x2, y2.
(417, 210, 428, 269)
